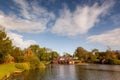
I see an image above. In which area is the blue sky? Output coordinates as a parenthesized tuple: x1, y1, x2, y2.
(0, 0, 120, 55)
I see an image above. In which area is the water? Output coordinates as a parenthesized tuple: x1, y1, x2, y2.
(9, 64, 120, 80)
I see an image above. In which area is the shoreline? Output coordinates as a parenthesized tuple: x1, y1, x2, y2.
(75, 63, 90, 65)
(0, 63, 23, 80)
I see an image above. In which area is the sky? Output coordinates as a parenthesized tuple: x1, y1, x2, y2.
(0, 0, 120, 55)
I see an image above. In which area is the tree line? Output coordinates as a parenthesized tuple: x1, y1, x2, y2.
(73, 47, 120, 64)
(1, 26, 120, 65)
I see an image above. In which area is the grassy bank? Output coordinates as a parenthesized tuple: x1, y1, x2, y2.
(0, 62, 46, 79)
(0, 63, 20, 79)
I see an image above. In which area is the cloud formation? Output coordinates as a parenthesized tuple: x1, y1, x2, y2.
(87, 28, 120, 46)
(7, 32, 36, 49)
(51, 1, 114, 36)
(0, 0, 55, 33)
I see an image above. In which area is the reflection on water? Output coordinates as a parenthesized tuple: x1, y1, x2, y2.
(9, 64, 120, 80)
(76, 64, 120, 80)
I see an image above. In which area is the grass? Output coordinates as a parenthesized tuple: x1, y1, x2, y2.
(0, 63, 20, 79)
(0, 62, 46, 79)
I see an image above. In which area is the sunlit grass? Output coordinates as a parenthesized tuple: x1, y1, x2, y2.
(0, 63, 19, 79)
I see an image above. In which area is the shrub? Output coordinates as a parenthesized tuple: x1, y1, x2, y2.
(17, 55, 46, 70)
(74, 60, 82, 63)
(41, 61, 51, 65)
(113, 59, 120, 65)
(108, 59, 120, 65)
(29, 56, 40, 70)
(15, 62, 30, 70)
(25, 55, 45, 70)
(39, 62, 46, 68)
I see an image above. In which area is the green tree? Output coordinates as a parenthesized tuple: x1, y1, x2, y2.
(0, 27, 14, 63)
(41, 53, 51, 61)
(12, 47, 24, 62)
(63, 52, 72, 57)
(74, 47, 88, 62)
(92, 48, 99, 55)
(105, 50, 116, 59)
(38, 47, 47, 60)
(29, 44, 40, 55)
(25, 55, 41, 70)
(50, 51, 59, 60)
(87, 52, 97, 63)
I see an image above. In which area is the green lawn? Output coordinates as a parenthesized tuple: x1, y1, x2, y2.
(0, 63, 20, 79)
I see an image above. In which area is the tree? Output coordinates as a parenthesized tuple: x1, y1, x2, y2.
(41, 53, 51, 61)
(0, 27, 14, 63)
(92, 48, 99, 55)
(28, 44, 43, 60)
(50, 51, 59, 60)
(28, 45, 57, 61)
(74, 47, 88, 62)
(29, 44, 40, 55)
(38, 47, 47, 61)
(12, 47, 24, 62)
(87, 52, 97, 63)
(63, 52, 72, 57)
(115, 50, 120, 59)
(91, 48, 99, 61)
(102, 50, 117, 60)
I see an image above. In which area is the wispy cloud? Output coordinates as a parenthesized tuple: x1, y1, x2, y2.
(51, 1, 114, 36)
(87, 28, 120, 47)
(0, 0, 55, 33)
(7, 32, 36, 49)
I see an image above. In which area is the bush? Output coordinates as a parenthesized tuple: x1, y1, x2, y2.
(113, 59, 120, 65)
(24, 55, 45, 70)
(15, 62, 30, 70)
(74, 60, 82, 63)
(30, 56, 40, 70)
(39, 62, 46, 68)
(108, 59, 120, 65)
(41, 61, 51, 65)
(16, 55, 46, 70)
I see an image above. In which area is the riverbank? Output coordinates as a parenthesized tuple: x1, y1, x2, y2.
(76, 63, 89, 65)
(0, 62, 47, 79)
(0, 63, 21, 79)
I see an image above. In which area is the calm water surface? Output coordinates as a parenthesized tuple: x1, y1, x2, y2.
(10, 64, 120, 80)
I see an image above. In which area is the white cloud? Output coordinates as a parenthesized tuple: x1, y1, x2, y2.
(51, 1, 114, 36)
(7, 32, 36, 49)
(0, 0, 55, 33)
(87, 28, 120, 46)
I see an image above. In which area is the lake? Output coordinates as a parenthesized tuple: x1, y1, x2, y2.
(9, 64, 120, 80)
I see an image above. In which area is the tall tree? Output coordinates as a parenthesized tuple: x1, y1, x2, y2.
(63, 52, 72, 57)
(0, 27, 14, 63)
(12, 47, 24, 62)
(29, 44, 40, 55)
(92, 48, 99, 54)
(74, 47, 88, 62)
(50, 51, 59, 60)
